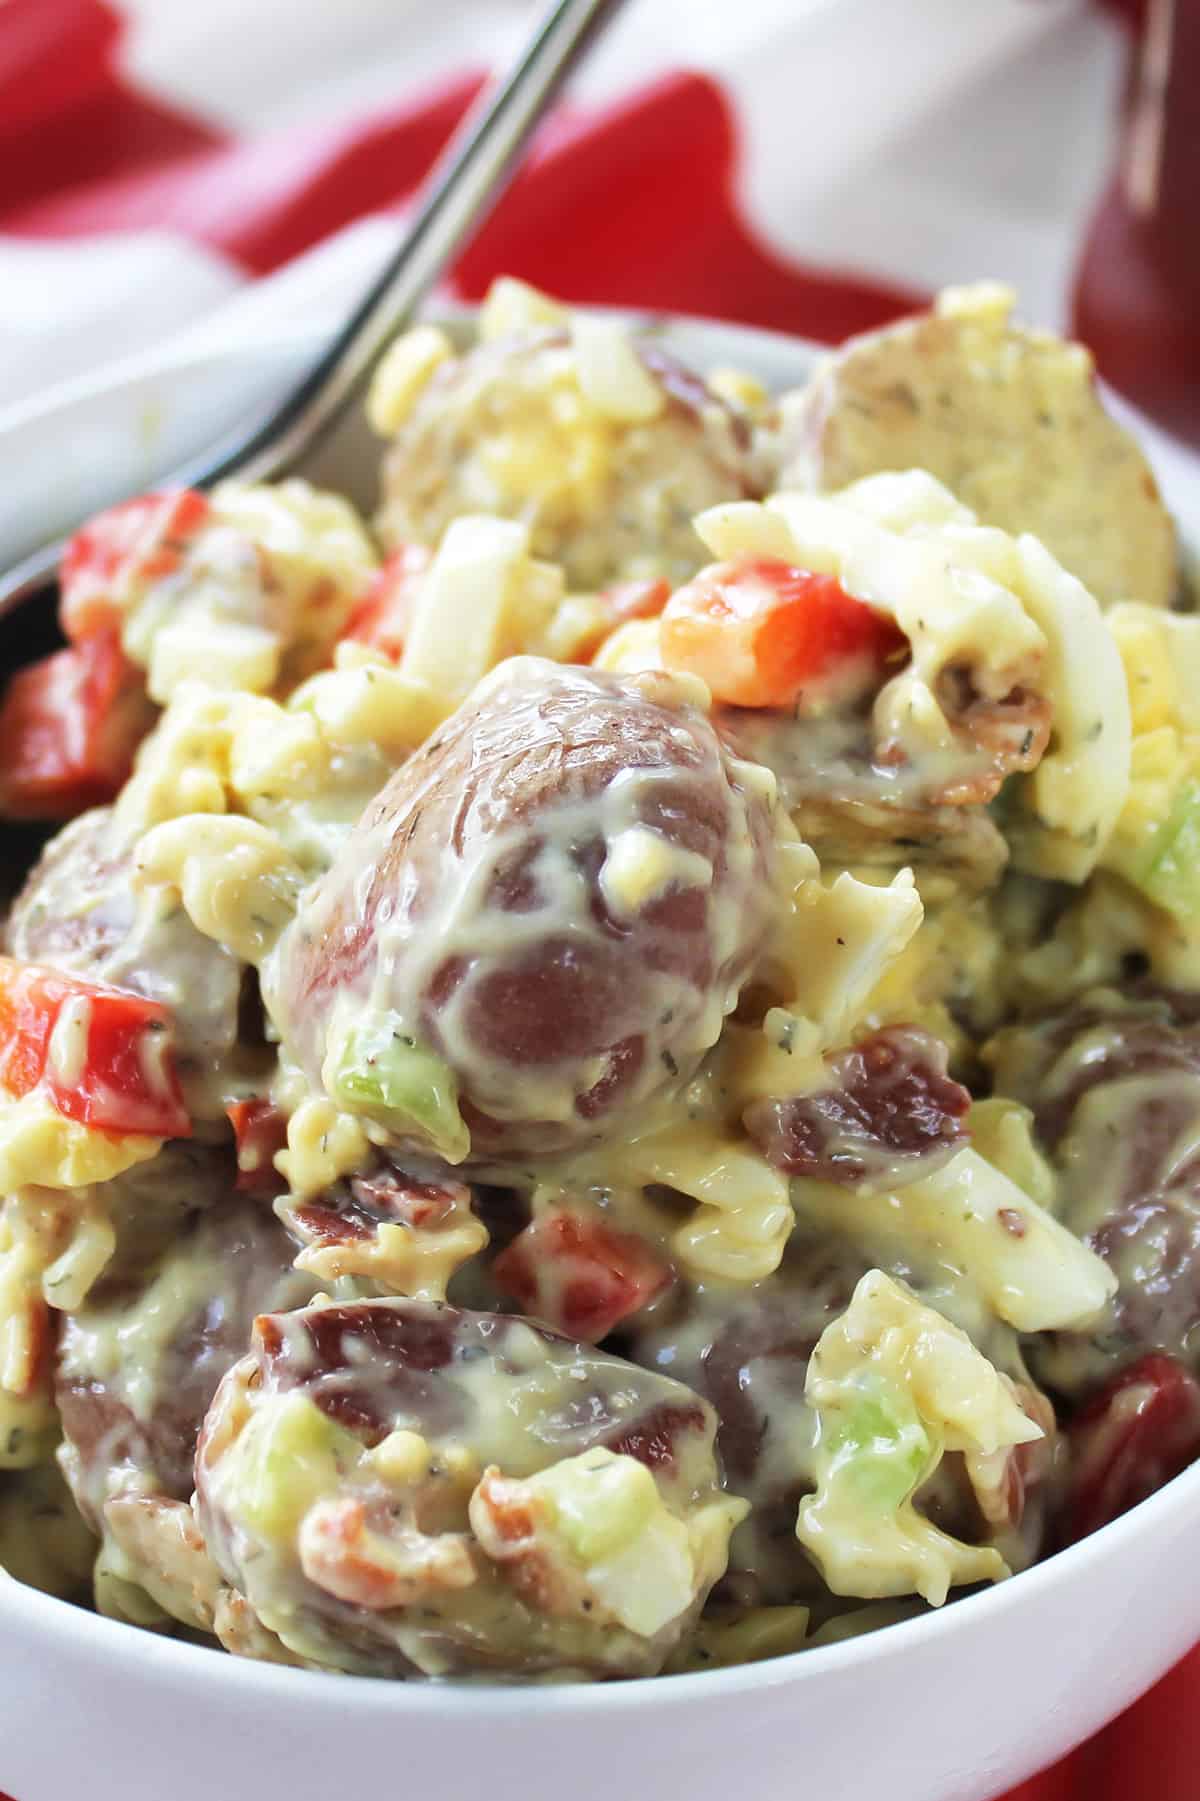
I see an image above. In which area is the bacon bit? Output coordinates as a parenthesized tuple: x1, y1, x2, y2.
(349, 1170, 463, 1229)
(290, 1201, 374, 1246)
(252, 1314, 285, 1362)
(492, 1208, 672, 1342)
(297, 1494, 476, 1610)
(1062, 1353, 1200, 1544)
(60, 490, 211, 642)
(931, 672, 1053, 806)
(279, 1170, 483, 1295)
(997, 1207, 1028, 1239)
(226, 1099, 288, 1193)
(469, 1468, 566, 1616)
(474, 1475, 537, 1546)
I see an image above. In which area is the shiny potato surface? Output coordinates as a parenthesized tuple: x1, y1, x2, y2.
(268, 658, 779, 1162)
(196, 1296, 742, 1678)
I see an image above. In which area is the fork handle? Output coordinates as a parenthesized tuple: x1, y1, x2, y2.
(192, 0, 625, 488)
(0, 0, 625, 621)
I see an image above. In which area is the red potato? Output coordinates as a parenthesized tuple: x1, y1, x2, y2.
(54, 1167, 317, 1635)
(629, 1235, 1055, 1607)
(195, 1296, 733, 1678)
(628, 1238, 866, 1607)
(56, 1179, 319, 1626)
(56, 1181, 315, 1528)
(1062, 1353, 1200, 1544)
(269, 658, 779, 1162)
(376, 331, 764, 589)
(989, 997, 1200, 1400)
(744, 1025, 970, 1187)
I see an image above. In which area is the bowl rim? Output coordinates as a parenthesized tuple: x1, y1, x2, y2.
(5, 1449, 1199, 1710)
(2, 302, 1198, 1713)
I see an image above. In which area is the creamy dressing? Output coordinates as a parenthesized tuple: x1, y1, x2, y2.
(196, 1297, 740, 1678)
(1, 280, 1193, 1679)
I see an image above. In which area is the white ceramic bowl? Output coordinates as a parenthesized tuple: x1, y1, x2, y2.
(1, 313, 1197, 1801)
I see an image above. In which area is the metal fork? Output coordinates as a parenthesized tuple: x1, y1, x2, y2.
(0, 0, 624, 628)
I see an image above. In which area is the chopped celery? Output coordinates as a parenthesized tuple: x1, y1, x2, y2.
(327, 1014, 470, 1163)
(231, 1391, 361, 1542)
(531, 1447, 661, 1565)
(823, 1383, 932, 1513)
(1140, 779, 1200, 922)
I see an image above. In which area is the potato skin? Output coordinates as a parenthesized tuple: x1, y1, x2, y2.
(989, 994, 1200, 1401)
(195, 1297, 727, 1679)
(56, 1182, 316, 1531)
(376, 330, 763, 589)
(269, 658, 779, 1160)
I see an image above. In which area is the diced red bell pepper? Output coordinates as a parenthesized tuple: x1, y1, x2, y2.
(342, 543, 433, 660)
(0, 629, 154, 821)
(492, 1208, 672, 1342)
(59, 488, 211, 642)
(0, 957, 191, 1140)
(660, 556, 907, 709)
(226, 1099, 288, 1192)
(603, 578, 671, 626)
(579, 578, 671, 661)
(1062, 1352, 1200, 1544)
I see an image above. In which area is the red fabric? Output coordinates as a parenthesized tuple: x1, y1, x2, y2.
(3, 68, 484, 275)
(453, 74, 923, 341)
(1003, 1640, 1200, 1800)
(0, 6, 1195, 1800)
(1, 58, 920, 346)
(0, 0, 223, 217)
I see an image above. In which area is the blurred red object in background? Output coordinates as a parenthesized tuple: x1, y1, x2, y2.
(1074, 0, 1200, 443)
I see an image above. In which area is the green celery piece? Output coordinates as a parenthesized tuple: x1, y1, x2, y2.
(233, 1391, 362, 1542)
(330, 1014, 470, 1162)
(824, 1384, 932, 1514)
(1141, 779, 1200, 923)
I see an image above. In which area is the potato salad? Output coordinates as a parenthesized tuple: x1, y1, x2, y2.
(1, 279, 1197, 1682)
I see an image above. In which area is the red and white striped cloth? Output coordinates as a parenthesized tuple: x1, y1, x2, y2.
(0, 0, 1131, 414)
(0, 3, 1196, 1797)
